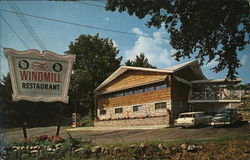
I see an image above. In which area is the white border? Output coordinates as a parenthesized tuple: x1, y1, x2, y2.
(4, 48, 75, 103)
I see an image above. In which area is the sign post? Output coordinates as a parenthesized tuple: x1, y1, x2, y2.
(5, 48, 75, 138)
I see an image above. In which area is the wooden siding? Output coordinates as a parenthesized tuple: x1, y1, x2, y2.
(99, 70, 168, 93)
(98, 87, 171, 108)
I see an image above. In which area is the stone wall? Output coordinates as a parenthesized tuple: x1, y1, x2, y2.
(94, 116, 169, 127)
(97, 100, 172, 120)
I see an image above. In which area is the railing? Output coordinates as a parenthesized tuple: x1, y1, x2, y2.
(189, 91, 242, 101)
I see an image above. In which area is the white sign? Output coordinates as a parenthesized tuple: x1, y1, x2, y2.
(5, 48, 75, 103)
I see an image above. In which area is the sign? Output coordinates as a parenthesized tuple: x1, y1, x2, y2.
(5, 48, 75, 103)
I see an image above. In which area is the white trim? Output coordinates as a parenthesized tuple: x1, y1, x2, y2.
(4, 48, 75, 103)
(190, 78, 241, 84)
(188, 100, 241, 103)
(174, 76, 192, 86)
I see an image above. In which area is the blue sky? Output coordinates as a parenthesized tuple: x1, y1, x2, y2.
(0, 1, 249, 83)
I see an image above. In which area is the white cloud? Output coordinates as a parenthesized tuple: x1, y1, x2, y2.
(240, 54, 247, 65)
(105, 17, 110, 21)
(112, 40, 118, 48)
(124, 28, 174, 67)
(132, 27, 144, 35)
(206, 59, 219, 67)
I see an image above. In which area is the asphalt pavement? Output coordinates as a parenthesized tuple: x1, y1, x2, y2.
(2, 122, 250, 144)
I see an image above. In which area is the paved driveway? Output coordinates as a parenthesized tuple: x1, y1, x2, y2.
(3, 122, 250, 144)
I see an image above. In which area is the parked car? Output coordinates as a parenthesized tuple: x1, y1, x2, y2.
(211, 108, 242, 126)
(174, 112, 211, 128)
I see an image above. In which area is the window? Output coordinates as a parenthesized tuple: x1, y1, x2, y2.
(133, 105, 143, 112)
(155, 84, 167, 90)
(145, 85, 155, 92)
(125, 90, 133, 96)
(134, 88, 143, 94)
(115, 108, 123, 114)
(115, 92, 124, 97)
(155, 102, 167, 110)
(100, 109, 106, 115)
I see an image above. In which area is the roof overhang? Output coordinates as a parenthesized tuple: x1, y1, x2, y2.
(174, 76, 192, 86)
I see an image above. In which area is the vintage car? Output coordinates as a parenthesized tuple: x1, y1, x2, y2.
(174, 112, 211, 128)
(211, 108, 242, 126)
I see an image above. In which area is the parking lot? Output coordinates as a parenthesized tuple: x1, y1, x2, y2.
(3, 122, 250, 144)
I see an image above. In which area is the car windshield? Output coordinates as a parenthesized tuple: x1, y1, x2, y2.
(214, 113, 230, 117)
(179, 114, 193, 118)
(217, 108, 234, 114)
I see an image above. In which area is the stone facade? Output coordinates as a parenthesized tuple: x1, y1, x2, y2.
(94, 116, 169, 127)
(97, 100, 172, 121)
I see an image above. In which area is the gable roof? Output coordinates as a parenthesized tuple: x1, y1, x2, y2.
(164, 60, 197, 72)
(95, 60, 205, 92)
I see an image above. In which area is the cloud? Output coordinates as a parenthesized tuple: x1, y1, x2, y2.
(240, 54, 247, 65)
(132, 28, 144, 35)
(112, 40, 118, 48)
(105, 17, 110, 21)
(124, 28, 174, 67)
(206, 59, 219, 67)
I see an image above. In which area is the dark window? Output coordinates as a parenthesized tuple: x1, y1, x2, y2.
(155, 102, 167, 110)
(115, 92, 124, 97)
(155, 84, 167, 90)
(133, 105, 143, 112)
(115, 108, 123, 114)
(145, 85, 155, 92)
(125, 90, 133, 96)
(100, 109, 106, 115)
(134, 88, 143, 94)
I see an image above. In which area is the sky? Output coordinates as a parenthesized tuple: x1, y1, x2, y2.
(0, 1, 249, 83)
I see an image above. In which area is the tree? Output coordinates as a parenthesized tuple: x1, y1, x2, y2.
(106, 0, 250, 79)
(125, 53, 156, 68)
(0, 74, 18, 128)
(0, 74, 59, 128)
(66, 34, 122, 119)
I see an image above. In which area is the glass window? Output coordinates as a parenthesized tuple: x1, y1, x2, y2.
(134, 88, 143, 94)
(155, 84, 167, 90)
(179, 114, 193, 118)
(155, 102, 167, 110)
(115, 92, 124, 97)
(133, 105, 143, 112)
(125, 90, 133, 96)
(100, 109, 106, 115)
(144, 85, 155, 92)
(115, 108, 123, 114)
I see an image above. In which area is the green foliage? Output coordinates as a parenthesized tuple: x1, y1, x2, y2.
(66, 34, 122, 119)
(0, 74, 62, 128)
(106, 0, 250, 79)
(125, 53, 156, 68)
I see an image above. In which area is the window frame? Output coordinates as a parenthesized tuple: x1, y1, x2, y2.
(99, 109, 107, 115)
(133, 105, 143, 112)
(115, 108, 123, 114)
(155, 102, 167, 110)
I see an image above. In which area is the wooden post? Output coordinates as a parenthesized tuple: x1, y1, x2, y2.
(17, 101, 27, 140)
(56, 102, 64, 137)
